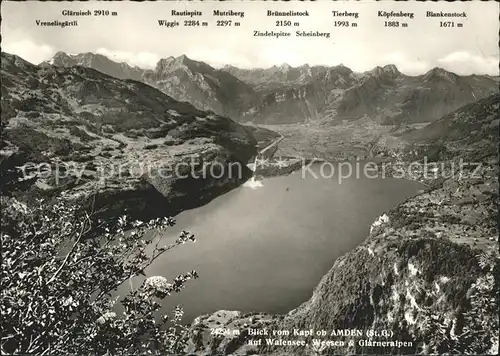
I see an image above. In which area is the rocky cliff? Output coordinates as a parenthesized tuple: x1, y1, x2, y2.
(243, 65, 356, 124)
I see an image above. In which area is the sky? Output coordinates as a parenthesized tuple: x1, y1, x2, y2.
(1, 1, 499, 75)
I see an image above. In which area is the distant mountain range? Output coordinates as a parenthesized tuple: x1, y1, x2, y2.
(42, 52, 499, 125)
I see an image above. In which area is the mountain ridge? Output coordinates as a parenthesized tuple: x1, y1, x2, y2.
(43, 52, 259, 121)
(1, 51, 280, 221)
(3, 51, 498, 355)
(40, 51, 498, 126)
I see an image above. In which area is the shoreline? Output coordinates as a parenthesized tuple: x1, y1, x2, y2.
(181, 150, 498, 355)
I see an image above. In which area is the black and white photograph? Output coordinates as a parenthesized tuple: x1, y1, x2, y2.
(1, 1, 498, 355)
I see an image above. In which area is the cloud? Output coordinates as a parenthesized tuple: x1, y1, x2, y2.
(2, 40, 54, 64)
(95, 48, 159, 69)
(437, 51, 498, 75)
(380, 52, 432, 75)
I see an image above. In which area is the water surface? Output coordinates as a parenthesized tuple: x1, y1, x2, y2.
(121, 163, 423, 322)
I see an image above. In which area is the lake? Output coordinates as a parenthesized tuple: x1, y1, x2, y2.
(119, 162, 424, 323)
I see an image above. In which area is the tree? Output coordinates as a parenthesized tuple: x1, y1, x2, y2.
(417, 249, 499, 355)
(1, 196, 198, 355)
